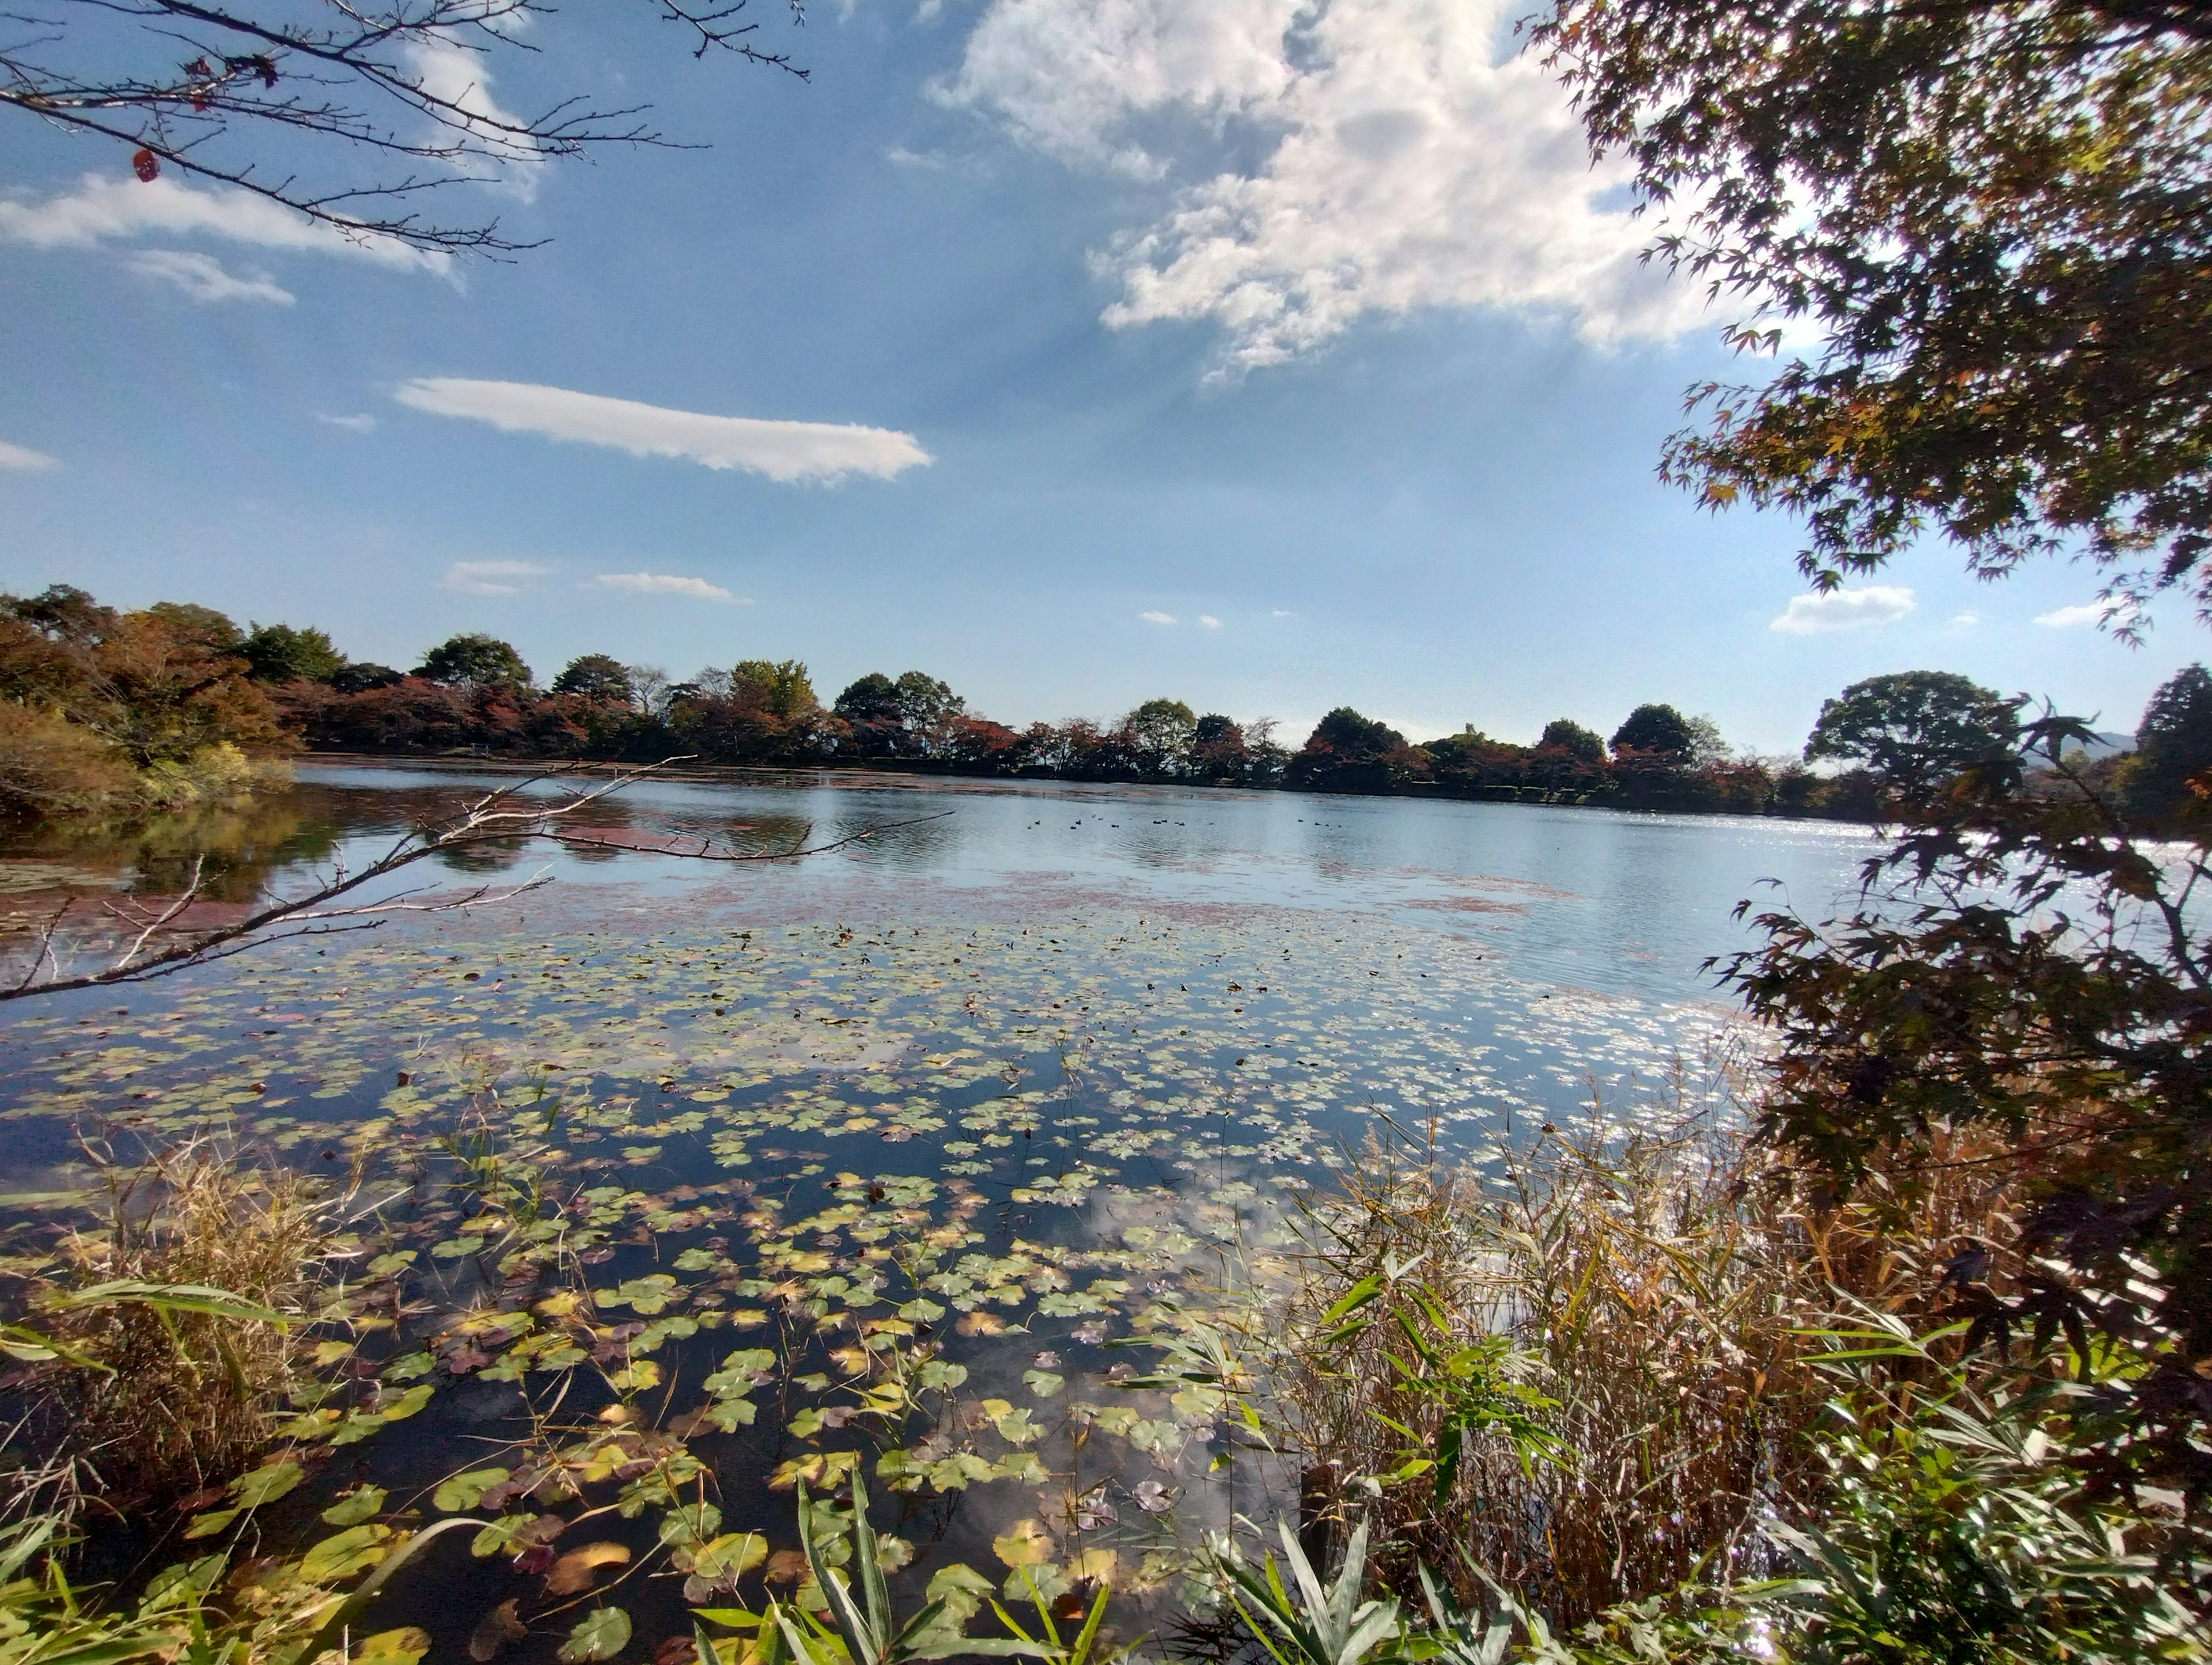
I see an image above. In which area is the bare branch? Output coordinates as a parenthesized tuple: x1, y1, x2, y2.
(0, 758, 950, 1000)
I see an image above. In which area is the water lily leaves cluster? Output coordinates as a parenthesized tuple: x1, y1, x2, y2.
(0, 906, 1729, 1658)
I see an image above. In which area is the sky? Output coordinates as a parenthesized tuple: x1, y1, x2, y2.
(0, 0, 2194, 754)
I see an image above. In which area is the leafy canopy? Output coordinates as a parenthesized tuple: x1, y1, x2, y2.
(1804, 670, 2013, 790)
(241, 623, 343, 685)
(1609, 703, 1695, 758)
(1535, 0, 2212, 621)
(551, 654, 634, 704)
(414, 634, 531, 689)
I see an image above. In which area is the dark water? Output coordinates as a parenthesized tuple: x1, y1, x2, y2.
(0, 765, 1875, 1662)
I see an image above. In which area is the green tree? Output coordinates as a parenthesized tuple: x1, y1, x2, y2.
(1610, 703, 1695, 758)
(2124, 663, 2212, 826)
(414, 634, 530, 688)
(1127, 697, 1198, 777)
(1539, 718, 1605, 763)
(833, 673, 900, 724)
(330, 662, 403, 694)
(1535, 0, 2212, 621)
(732, 659, 817, 719)
(551, 654, 635, 704)
(1804, 671, 2013, 792)
(240, 623, 343, 684)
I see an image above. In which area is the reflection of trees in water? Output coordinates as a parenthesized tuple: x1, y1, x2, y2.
(0, 791, 340, 903)
(0, 779, 840, 901)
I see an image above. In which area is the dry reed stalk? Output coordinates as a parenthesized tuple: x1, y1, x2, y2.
(1270, 1064, 2040, 1629)
(24, 1137, 340, 1518)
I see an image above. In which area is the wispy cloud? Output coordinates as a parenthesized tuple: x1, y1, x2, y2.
(1198, 614, 1222, 629)
(1769, 586, 1916, 635)
(2035, 600, 2136, 629)
(127, 248, 293, 304)
(317, 413, 378, 433)
(0, 174, 448, 272)
(441, 559, 547, 596)
(393, 378, 931, 483)
(1139, 610, 1177, 625)
(594, 572, 745, 603)
(1271, 608, 1296, 618)
(1948, 611, 1979, 628)
(0, 440, 58, 471)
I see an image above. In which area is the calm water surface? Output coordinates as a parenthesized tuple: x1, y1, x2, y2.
(0, 767, 1876, 1661)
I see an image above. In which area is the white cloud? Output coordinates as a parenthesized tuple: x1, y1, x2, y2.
(1271, 608, 1296, 617)
(393, 378, 931, 483)
(1198, 613, 1222, 629)
(594, 572, 746, 603)
(2035, 600, 2137, 629)
(127, 248, 293, 304)
(403, 34, 546, 199)
(1139, 610, 1177, 624)
(0, 440, 58, 471)
(1768, 586, 1917, 635)
(317, 413, 378, 433)
(442, 559, 547, 597)
(1948, 611, 1979, 627)
(941, 0, 1707, 373)
(0, 174, 448, 273)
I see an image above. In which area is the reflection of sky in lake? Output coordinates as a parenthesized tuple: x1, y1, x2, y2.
(0, 768, 1880, 1660)
(287, 763, 1881, 1002)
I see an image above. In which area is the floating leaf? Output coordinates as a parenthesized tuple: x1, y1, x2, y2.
(468, 1599, 529, 1663)
(993, 1519, 1052, 1568)
(545, 1542, 631, 1596)
(434, 1468, 512, 1513)
(558, 1607, 632, 1663)
(323, 1485, 387, 1526)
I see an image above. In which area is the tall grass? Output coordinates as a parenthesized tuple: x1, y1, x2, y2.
(1270, 1063, 2035, 1631)
(7, 1136, 343, 1525)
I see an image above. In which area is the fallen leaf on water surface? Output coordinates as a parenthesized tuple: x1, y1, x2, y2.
(468, 1600, 529, 1663)
(545, 1542, 631, 1595)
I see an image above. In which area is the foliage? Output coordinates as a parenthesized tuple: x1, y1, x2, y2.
(2124, 663, 2212, 829)
(553, 653, 638, 704)
(241, 623, 344, 685)
(1609, 704, 1695, 760)
(1214, 1518, 1404, 1665)
(415, 633, 532, 689)
(1287, 710, 1428, 794)
(1532, 0, 2212, 620)
(1128, 699, 1200, 778)
(1719, 712, 2212, 1511)
(6, 1138, 340, 1519)
(734, 659, 820, 720)
(1537, 720, 1605, 765)
(1765, 1314, 2204, 1665)
(1804, 673, 2014, 794)
(0, 585, 288, 814)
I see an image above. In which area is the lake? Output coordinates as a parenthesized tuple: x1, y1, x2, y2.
(0, 764, 1876, 1662)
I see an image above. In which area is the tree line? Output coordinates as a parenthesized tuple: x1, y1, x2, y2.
(6, 585, 2206, 830)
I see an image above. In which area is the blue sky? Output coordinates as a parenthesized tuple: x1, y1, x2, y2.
(0, 0, 2191, 754)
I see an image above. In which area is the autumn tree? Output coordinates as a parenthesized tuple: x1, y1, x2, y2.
(1535, 0, 2212, 623)
(3, 1, 807, 256)
(1804, 670, 2014, 793)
